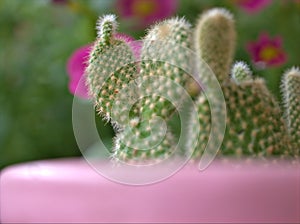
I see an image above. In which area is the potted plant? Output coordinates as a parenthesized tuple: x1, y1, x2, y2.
(1, 7, 299, 223)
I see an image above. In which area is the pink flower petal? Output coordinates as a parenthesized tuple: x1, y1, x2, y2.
(246, 32, 287, 68)
(67, 45, 91, 99)
(68, 76, 89, 99)
(259, 32, 270, 42)
(272, 36, 283, 48)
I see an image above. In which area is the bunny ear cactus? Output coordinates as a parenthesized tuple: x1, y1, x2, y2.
(86, 15, 193, 164)
(114, 18, 193, 164)
(194, 8, 236, 84)
(138, 17, 192, 121)
(191, 8, 292, 159)
(86, 15, 139, 128)
(86, 9, 298, 166)
(282, 67, 300, 156)
(113, 18, 193, 164)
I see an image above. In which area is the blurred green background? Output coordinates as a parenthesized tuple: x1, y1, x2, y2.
(0, 0, 299, 169)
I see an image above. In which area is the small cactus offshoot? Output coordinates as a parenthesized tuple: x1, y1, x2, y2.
(231, 61, 253, 84)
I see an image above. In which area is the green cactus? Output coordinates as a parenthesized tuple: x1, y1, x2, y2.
(194, 8, 236, 85)
(231, 61, 253, 84)
(138, 17, 192, 121)
(191, 8, 292, 159)
(113, 18, 193, 164)
(86, 9, 299, 164)
(282, 67, 300, 156)
(86, 15, 139, 128)
(86, 15, 193, 164)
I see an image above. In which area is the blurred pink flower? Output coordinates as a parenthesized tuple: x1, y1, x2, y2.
(67, 45, 91, 99)
(116, 0, 177, 28)
(235, 0, 272, 13)
(247, 33, 287, 68)
(67, 34, 141, 99)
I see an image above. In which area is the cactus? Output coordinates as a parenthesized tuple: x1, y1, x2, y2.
(138, 17, 192, 121)
(114, 18, 193, 164)
(86, 15, 139, 128)
(191, 8, 292, 159)
(194, 8, 236, 84)
(86, 15, 193, 164)
(86, 9, 299, 165)
(231, 61, 253, 84)
(282, 67, 300, 155)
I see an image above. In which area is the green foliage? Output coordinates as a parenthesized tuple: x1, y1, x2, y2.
(0, 0, 108, 169)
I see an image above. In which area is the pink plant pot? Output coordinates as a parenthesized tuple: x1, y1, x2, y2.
(0, 158, 299, 223)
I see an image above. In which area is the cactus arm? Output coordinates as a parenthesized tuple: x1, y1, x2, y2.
(86, 15, 138, 127)
(282, 67, 300, 155)
(194, 8, 236, 84)
(112, 18, 193, 163)
(139, 17, 192, 120)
